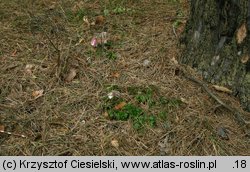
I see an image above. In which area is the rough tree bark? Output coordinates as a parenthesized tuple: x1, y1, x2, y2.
(181, 0, 250, 112)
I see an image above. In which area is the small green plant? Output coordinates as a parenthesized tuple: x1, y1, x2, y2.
(104, 40, 113, 49)
(65, 8, 92, 24)
(105, 99, 157, 130)
(158, 111, 168, 120)
(106, 51, 117, 60)
(148, 116, 156, 127)
(113, 6, 127, 14)
(135, 88, 155, 106)
(75, 9, 86, 21)
(103, 9, 110, 16)
(106, 84, 120, 92)
(108, 103, 143, 121)
(89, 41, 117, 60)
(159, 96, 168, 105)
(132, 115, 147, 130)
(107, 103, 148, 130)
(159, 97, 182, 108)
(168, 98, 182, 107)
(109, 109, 130, 120)
(173, 20, 182, 28)
(103, 4, 135, 16)
(65, 9, 76, 22)
(103, 85, 183, 131)
(173, 9, 184, 28)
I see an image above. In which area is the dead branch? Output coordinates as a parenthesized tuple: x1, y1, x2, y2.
(180, 66, 250, 126)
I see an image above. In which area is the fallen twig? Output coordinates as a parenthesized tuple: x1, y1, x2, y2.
(172, 25, 178, 38)
(180, 66, 250, 126)
(41, 28, 61, 68)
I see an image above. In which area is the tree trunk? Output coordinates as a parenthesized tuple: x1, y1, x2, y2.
(181, 0, 250, 112)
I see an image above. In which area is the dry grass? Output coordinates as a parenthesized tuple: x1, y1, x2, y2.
(0, 0, 249, 155)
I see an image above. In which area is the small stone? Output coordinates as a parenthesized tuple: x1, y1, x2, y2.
(217, 127, 229, 140)
(143, 59, 151, 67)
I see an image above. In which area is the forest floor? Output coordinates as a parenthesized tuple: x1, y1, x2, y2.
(0, 0, 249, 155)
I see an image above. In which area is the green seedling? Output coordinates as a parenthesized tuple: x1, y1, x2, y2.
(158, 111, 168, 120)
(148, 116, 156, 127)
(159, 96, 168, 105)
(109, 109, 130, 120)
(135, 88, 155, 107)
(65, 9, 74, 21)
(173, 8, 184, 28)
(113, 6, 127, 14)
(123, 104, 143, 117)
(104, 40, 113, 49)
(102, 2, 135, 16)
(90, 40, 116, 60)
(173, 20, 182, 28)
(168, 98, 182, 107)
(75, 9, 86, 21)
(159, 97, 182, 108)
(106, 84, 120, 92)
(106, 51, 117, 60)
(103, 7, 127, 16)
(104, 9, 110, 16)
(65, 8, 92, 24)
(132, 115, 147, 130)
